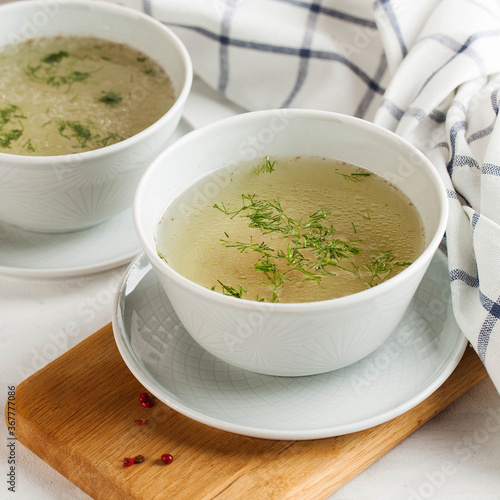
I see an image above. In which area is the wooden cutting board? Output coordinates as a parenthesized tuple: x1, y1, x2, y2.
(8, 323, 487, 500)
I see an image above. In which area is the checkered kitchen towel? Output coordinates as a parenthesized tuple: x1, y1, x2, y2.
(112, 0, 500, 393)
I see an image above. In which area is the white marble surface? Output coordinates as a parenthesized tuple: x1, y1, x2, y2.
(1, 78, 499, 500)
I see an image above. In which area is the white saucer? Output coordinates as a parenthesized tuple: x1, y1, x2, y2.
(112, 250, 467, 440)
(0, 120, 192, 279)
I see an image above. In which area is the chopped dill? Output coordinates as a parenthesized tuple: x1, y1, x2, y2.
(95, 131, 123, 148)
(253, 156, 276, 175)
(215, 193, 367, 301)
(157, 248, 168, 263)
(25, 64, 41, 77)
(357, 209, 371, 220)
(0, 105, 27, 149)
(57, 120, 122, 149)
(363, 250, 411, 287)
(24, 57, 91, 89)
(336, 171, 371, 182)
(144, 68, 157, 77)
(221, 239, 274, 256)
(58, 120, 91, 148)
(217, 280, 246, 299)
(23, 138, 36, 152)
(67, 71, 91, 84)
(41, 50, 69, 64)
(0, 128, 23, 149)
(183, 157, 417, 302)
(0, 104, 22, 126)
(212, 166, 415, 301)
(98, 90, 123, 107)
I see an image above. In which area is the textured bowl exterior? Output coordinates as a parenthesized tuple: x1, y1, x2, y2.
(153, 260, 426, 376)
(0, 106, 183, 232)
(135, 110, 448, 376)
(0, 0, 191, 232)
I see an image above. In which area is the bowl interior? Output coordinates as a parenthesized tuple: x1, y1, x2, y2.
(136, 110, 447, 268)
(0, 1, 188, 100)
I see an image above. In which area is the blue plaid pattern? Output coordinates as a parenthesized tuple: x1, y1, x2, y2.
(379, 0, 407, 58)
(478, 291, 500, 361)
(164, 22, 387, 110)
(137, 0, 388, 118)
(276, 0, 377, 28)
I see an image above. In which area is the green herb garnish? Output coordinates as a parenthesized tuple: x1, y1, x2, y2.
(253, 156, 276, 175)
(25, 65, 91, 88)
(0, 128, 23, 148)
(95, 131, 123, 148)
(58, 120, 91, 148)
(57, 120, 122, 150)
(214, 176, 364, 301)
(66, 71, 91, 84)
(25, 64, 41, 78)
(25, 57, 92, 89)
(0, 105, 27, 149)
(0, 105, 21, 127)
(41, 50, 69, 64)
(215, 195, 295, 235)
(363, 250, 411, 287)
(97, 90, 123, 107)
(23, 138, 36, 152)
(217, 281, 246, 299)
(211, 159, 413, 301)
(357, 209, 371, 220)
(144, 68, 157, 77)
(157, 248, 168, 263)
(336, 171, 371, 182)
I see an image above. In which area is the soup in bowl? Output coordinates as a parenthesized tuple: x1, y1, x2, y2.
(0, 0, 192, 232)
(134, 109, 448, 376)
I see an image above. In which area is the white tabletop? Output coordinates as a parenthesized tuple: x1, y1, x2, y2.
(1, 77, 499, 500)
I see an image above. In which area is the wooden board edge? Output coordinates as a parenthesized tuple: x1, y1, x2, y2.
(13, 408, 136, 500)
(284, 345, 489, 499)
(5, 325, 135, 500)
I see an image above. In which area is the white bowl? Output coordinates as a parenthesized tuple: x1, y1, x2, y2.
(0, 0, 192, 233)
(134, 109, 448, 377)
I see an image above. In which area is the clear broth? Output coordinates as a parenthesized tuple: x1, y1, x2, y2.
(0, 36, 175, 155)
(156, 156, 425, 303)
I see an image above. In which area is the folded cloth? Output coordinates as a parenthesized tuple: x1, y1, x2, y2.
(374, 0, 500, 396)
(109, 0, 500, 393)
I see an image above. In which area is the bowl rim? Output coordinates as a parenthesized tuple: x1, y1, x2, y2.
(0, 0, 193, 165)
(134, 108, 449, 312)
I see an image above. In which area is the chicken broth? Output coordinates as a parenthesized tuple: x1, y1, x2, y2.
(0, 36, 175, 155)
(156, 156, 425, 303)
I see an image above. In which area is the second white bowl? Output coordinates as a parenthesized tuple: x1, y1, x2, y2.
(0, 0, 192, 233)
